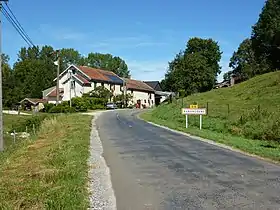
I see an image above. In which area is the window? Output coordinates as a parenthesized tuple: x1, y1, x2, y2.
(101, 82, 104, 87)
(131, 90, 133, 94)
(151, 100, 153, 104)
(71, 81, 75, 89)
(144, 99, 146, 103)
(94, 82, 97, 89)
(149, 93, 152, 99)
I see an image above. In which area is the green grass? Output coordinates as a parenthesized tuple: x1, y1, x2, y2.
(141, 71, 280, 161)
(0, 114, 92, 209)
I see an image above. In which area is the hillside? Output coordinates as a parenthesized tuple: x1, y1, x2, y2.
(142, 71, 280, 160)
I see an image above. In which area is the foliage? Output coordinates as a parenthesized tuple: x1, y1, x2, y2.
(42, 103, 55, 113)
(223, 71, 233, 81)
(71, 97, 88, 112)
(162, 38, 222, 94)
(83, 97, 106, 110)
(113, 93, 133, 107)
(48, 104, 76, 113)
(251, 0, 280, 71)
(228, 38, 268, 81)
(8, 115, 48, 133)
(12, 46, 57, 100)
(86, 53, 130, 77)
(60, 48, 86, 71)
(86, 86, 113, 100)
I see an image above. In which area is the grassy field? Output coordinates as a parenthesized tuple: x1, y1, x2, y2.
(141, 71, 280, 161)
(0, 114, 92, 209)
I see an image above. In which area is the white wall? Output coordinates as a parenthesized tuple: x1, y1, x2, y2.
(62, 80, 84, 101)
(128, 90, 155, 108)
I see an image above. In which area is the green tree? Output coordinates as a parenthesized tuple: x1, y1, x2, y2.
(86, 53, 130, 77)
(13, 46, 56, 99)
(229, 39, 261, 80)
(87, 86, 113, 100)
(60, 48, 86, 71)
(251, 0, 280, 70)
(223, 71, 233, 81)
(163, 37, 222, 94)
(2, 54, 17, 107)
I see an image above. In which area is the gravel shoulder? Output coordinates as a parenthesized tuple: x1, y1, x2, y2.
(88, 112, 116, 210)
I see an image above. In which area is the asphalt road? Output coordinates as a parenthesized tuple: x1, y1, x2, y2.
(96, 110, 280, 210)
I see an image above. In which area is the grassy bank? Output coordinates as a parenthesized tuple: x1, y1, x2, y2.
(141, 71, 280, 161)
(0, 114, 92, 209)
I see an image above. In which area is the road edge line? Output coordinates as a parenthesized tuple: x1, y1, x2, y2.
(137, 113, 280, 166)
(88, 112, 117, 210)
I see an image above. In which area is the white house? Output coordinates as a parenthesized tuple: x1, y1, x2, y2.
(124, 78, 155, 108)
(42, 65, 155, 108)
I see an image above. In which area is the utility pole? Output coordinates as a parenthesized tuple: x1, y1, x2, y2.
(69, 69, 72, 107)
(0, 0, 8, 152)
(56, 50, 60, 106)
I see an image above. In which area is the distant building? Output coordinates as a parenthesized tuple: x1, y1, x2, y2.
(144, 81, 175, 105)
(41, 65, 156, 108)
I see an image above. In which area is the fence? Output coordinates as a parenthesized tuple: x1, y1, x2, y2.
(171, 97, 280, 141)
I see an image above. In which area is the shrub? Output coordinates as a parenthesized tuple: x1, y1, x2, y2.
(71, 97, 88, 112)
(48, 104, 76, 113)
(9, 115, 48, 133)
(41, 103, 55, 113)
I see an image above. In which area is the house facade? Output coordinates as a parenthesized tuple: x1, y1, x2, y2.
(43, 65, 155, 108)
(124, 78, 155, 108)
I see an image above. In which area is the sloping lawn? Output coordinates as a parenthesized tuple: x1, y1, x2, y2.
(0, 114, 92, 209)
(141, 71, 280, 162)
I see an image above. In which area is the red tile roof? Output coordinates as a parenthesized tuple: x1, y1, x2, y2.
(47, 88, 64, 97)
(78, 66, 112, 81)
(74, 74, 91, 84)
(125, 78, 155, 92)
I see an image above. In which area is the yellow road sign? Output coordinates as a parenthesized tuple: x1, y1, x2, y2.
(190, 104, 198, 109)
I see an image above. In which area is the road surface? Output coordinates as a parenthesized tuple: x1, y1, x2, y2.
(96, 110, 280, 210)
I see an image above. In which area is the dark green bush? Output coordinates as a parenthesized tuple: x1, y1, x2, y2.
(41, 103, 55, 113)
(71, 97, 88, 112)
(9, 115, 48, 133)
(48, 104, 76, 113)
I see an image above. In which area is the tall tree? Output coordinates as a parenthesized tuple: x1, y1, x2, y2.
(163, 37, 222, 94)
(13, 46, 56, 99)
(229, 38, 261, 80)
(60, 48, 86, 71)
(86, 53, 130, 77)
(2, 54, 17, 107)
(251, 0, 280, 70)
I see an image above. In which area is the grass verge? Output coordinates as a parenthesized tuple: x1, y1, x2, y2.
(141, 111, 280, 162)
(0, 114, 92, 209)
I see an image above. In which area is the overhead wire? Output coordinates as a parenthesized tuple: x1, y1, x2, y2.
(4, 2, 35, 47)
(2, 3, 35, 48)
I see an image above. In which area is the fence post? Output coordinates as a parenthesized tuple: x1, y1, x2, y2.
(13, 130, 16, 143)
(206, 102, 209, 115)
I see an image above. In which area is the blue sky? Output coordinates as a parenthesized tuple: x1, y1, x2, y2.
(3, 0, 265, 82)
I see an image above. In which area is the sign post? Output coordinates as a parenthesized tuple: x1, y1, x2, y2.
(181, 105, 207, 130)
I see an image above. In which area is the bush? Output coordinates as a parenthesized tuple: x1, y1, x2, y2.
(48, 104, 76, 113)
(41, 103, 55, 113)
(83, 97, 106, 110)
(9, 115, 48, 133)
(71, 97, 88, 112)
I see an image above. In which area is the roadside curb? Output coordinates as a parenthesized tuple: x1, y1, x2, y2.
(137, 113, 280, 166)
(88, 112, 117, 210)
